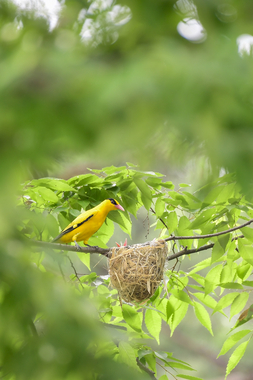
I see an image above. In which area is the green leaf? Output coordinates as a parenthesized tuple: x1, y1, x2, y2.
(144, 353, 157, 373)
(76, 252, 90, 271)
(46, 213, 60, 238)
(94, 218, 114, 244)
(213, 293, 240, 314)
(227, 240, 238, 261)
(80, 272, 97, 284)
(220, 263, 235, 284)
(145, 309, 162, 344)
(193, 302, 213, 335)
(242, 280, 253, 287)
(126, 162, 138, 168)
(218, 330, 251, 357)
(162, 181, 174, 189)
(122, 304, 142, 333)
(241, 226, 253, 242)
(177, 216, 192, 246)
(204, 264, 223, 295)
(146, 177, 163, 188)
(232, 304, 253, 330)
(70, 174, 102, 186)
(225, 340, 250, 379)
(167, 211, 178, 233)
(190, 209, 214, 230)
(179, 183, 191, 188)
(121, 193, 139, 217)
(32, 178, 76, 192)
(230, 293, 249, 320)
(134, 178, 152, 210)
(237, 263, 252, 280)
(166, 300, 174, 321)
(238, 239, 253, 266)
(138, 349, 153, 360)
(216, 183, 235, 204)
(36, 186, 59, 203)
(108, 211, 132, 237)
(211, 242, 224, 264)
(155, 197, 165, 218)
(155, 298, 168, 321)
(171, 289, 193, 304)
(158, 375, 168, 380)
(217, 234, 230, 251)
(169, 301, 189, 336)
(168, 362, 194, 371)
(103, 165, 126, 175)
(118, 342, 139, 371)
(58, 213, 70, 230)
(189, 273, 205, 286)
(193, 293, 217, 310)
(219, 283, 243, 289)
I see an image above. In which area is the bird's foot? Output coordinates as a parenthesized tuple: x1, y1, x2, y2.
(74, 241, 82, 251)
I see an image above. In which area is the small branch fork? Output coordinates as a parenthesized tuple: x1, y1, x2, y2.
(30, 218, 253, 261)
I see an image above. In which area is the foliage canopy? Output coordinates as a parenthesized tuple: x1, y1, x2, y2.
(13, 165, 253, 380)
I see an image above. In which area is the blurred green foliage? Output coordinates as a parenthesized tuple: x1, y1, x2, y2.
(1, 0, 253, 379)
(1, 0, 253, 182)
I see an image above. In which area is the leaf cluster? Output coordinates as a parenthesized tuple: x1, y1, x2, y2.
(14, 165, 253, 380)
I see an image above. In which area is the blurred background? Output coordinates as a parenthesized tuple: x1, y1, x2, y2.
(1, 0, 253, 379)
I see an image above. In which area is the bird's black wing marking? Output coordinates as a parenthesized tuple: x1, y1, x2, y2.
(52, 214, 94, 242)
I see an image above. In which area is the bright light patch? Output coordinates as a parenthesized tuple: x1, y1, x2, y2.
(177, 18, 206, 43)
(237, 34, 253, 56)
(11, 0, 62, 30)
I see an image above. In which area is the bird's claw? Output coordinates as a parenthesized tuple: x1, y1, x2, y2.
(74, 241, 82, 251)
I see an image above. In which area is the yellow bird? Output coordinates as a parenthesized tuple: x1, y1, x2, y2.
(52, 198, 125, 250)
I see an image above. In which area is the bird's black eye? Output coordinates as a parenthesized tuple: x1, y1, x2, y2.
(108, 198, 117, 205)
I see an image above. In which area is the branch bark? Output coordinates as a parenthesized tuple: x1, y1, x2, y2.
(136, 358, 157, 380)
(31, 240, 110, 256)
(31, 218, 252, 261)
(168, 243, 214, 261)
(165, 218, 253, 242)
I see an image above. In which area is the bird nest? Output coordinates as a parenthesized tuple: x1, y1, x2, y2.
(109, 240, 168, 303)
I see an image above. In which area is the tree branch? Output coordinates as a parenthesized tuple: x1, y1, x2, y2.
(31, 240, 110, 256)
(168, 243, 214, 261)
(136, 358, 157, 380)
(30, 218, 252, 262)
(165, 218, 253, 242)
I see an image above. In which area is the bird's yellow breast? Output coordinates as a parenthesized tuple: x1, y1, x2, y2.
(57, 201, 113, 245)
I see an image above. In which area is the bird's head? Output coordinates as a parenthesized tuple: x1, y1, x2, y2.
(106, 198, 125, 212)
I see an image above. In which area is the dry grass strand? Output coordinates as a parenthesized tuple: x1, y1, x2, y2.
(109, 240, 168, 302)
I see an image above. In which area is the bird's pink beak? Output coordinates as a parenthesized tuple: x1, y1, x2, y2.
(115, 204, 125, 211)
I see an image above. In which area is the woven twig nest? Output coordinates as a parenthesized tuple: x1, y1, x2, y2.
(109, 239, 168, 302)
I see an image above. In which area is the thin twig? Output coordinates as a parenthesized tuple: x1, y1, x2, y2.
(136, 358, 157, 380)
(232, 234, 244, 241)
(168, 243, 214, 261)
(156, 362, 177, 380)
(165, 218, 253, 242)
(66, 256, 84, 289)
(150, 207, 168, 229)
